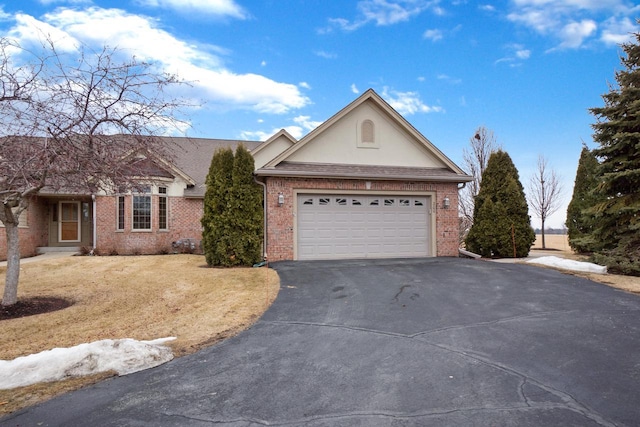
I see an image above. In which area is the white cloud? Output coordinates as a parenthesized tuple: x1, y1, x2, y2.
(507, 0, 639, 49)
(496, 43, 532, 65)
(351, 83, 360, 94)
(299, 82, 311, 89)
(240, 115, 323, 141)
(423, 28, 443, 41)
(293, 115, 323, 131)
(137, 0, 247, 19)
(39, 0, 91, 4)
(6, 7, 309, 115)
(601, 16, 638, 45)
(381, 87, 443, 115)
(323, 0, 444, 32)
(556, 19, 597, 49)
(479, 4, 496, 12)
(260, 60, 267, 66)
(314, 50, 337, 59)
(437, 74, 462, 84)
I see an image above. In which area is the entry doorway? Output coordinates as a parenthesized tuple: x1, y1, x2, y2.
(59, 201, 81, 242)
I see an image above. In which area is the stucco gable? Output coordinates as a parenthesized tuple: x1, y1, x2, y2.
(251, 129, 297, 170)
(261, 89, 467, 176)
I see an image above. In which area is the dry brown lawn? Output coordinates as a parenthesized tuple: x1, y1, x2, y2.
(530, 234, 640, 294)
(0, 254, 279, 415)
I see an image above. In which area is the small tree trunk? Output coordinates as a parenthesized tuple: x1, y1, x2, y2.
(541, 217, 546, 249)
(2, 222, 21, 306)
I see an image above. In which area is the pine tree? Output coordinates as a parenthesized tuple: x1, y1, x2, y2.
(589, 28, 640, 275)
(465, 150, 535, 258)
(566, 145, 603, 253)
(201, 147, 234, 266)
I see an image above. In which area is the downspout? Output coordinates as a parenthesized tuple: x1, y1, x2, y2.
(253, 175, 267, 262)
(91, 194, 97, 255)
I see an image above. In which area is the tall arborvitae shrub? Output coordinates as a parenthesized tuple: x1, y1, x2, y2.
(201, 147, 234, 266)
(566, 145, 603, 253)
(202, 145, 263, 267)
(220, 145, 264, 266)
(465, 150, 535, 258)
(589, 28, 640, 275)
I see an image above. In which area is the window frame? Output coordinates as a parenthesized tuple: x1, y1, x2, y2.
(158, 186, 168, 231)
(132, 187, 152, 231)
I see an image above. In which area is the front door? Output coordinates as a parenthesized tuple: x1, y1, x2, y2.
(59, 201, 81, 242)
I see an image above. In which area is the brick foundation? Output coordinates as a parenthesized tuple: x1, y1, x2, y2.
(264, 177, 460, 261)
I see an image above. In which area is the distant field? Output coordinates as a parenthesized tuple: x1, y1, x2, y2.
(533, 234, 570, 252)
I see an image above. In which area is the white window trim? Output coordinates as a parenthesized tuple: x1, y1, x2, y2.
(158, 187, 168, 231)
(132, 191, 152, 232)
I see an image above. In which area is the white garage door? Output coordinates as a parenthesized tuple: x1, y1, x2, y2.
(297, 194, 431, 260)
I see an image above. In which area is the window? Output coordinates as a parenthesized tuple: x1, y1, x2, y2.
(352, 199, 363, 206)
(399, 199, 410, 207)
(370, 199, 379, 206)
(319, 198, 330, 206)
(414, 200, 424, 206)
(0, 207, 28, 228)
(336, 198, 347, 206)
(384, 199, 395, 206)
(303, 198, 314, 205)
(133, 187, 151, 230)
(117, 196, 125, 230)
(158, 187, 168, 230)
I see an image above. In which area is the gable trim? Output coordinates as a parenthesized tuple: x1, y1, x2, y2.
(262, 89, 467, 176)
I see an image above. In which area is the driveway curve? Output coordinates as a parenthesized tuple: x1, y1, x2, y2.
(2, 258, 640, 426)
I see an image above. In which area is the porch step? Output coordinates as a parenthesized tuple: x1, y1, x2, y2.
(37, 247, 82, 254)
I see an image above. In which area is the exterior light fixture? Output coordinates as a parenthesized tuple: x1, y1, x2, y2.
(278, 192, 285, 207)
(443, 196, 450, 209)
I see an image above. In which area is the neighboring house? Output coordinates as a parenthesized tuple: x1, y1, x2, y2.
(0, 89, 471, 261)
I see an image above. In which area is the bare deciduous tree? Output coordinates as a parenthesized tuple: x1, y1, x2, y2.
(528, 155, 563, 249)
(459, 126, 498, 241)
(1, 37, 191, 306)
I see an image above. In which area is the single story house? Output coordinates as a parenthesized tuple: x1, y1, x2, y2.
(0, 89, 472, 262)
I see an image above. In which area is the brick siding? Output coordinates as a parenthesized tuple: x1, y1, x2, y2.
(0, 196, 49, 261)
(265, 177, 460, 261)
(95, 195, 203, 255)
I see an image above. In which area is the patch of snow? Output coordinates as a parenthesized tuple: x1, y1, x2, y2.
(0, 337, 176, 390)
(526, 256, 607, 274)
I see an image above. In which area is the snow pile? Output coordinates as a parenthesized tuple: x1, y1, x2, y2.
(0, 337, 176, 390)
(527, 256, 607, 274)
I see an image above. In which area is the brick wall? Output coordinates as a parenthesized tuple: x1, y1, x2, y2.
(0, 196, 49, 261)
(265, 177, 460, 261)
(95, 195, 203, 255)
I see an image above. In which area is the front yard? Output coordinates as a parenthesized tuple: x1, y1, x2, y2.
(0, 254, 279, 414)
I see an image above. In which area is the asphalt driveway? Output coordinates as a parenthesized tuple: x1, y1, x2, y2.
(2, 258, 640, 426)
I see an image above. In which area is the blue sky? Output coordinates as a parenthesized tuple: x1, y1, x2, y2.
(1, 0, 639, 228)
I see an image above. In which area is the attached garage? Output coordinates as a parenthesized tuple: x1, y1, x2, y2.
(297, 194, 432, 260)
(254, 89, 472, 261)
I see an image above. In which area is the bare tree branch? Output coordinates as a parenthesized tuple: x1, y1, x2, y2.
(459, 126, 498, 241)
(0, 36, 192, 306)
(528, 155, 563, 249)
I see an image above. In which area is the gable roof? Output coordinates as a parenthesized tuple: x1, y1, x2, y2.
(256, 89, 471, 183)
(166, 137, 262, 197)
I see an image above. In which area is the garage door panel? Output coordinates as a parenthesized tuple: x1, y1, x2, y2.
(298, 194, 431, 260)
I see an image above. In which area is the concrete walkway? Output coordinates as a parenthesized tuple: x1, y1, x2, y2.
(0, 251, 78, 268)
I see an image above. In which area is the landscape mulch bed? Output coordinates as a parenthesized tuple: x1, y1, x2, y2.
(0, 297, 73, 321)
